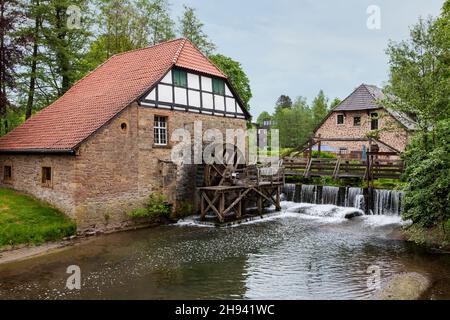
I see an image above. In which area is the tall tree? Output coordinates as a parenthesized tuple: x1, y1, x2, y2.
(274, 95, 292, 112)
(311, 89, 329, 126)
(39, 0, 92, 95)
(0, 0, 25, 133)
(384, 12, 449, 136)
(178, 5, 215, 55)
(385, 1, 450, 236)
(209, 54, 251, 111)
(140, 0, 175, 45)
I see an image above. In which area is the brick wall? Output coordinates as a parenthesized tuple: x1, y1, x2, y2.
(0, 103, 247, 231)
(0, 154, 77, 218)
(315, 109, 411, 154)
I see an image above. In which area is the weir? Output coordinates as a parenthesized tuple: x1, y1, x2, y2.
(283, 184, 404, 216)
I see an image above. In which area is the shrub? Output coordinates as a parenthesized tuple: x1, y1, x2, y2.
(402, 119, 450, 228)
(128, 193, 171, 218)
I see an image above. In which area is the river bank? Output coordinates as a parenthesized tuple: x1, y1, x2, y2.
(1, 202, 449, 300)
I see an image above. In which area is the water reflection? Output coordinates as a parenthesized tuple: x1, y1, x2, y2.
(0, 205, 449, 300)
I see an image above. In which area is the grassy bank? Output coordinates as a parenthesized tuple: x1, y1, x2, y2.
(403, 222, 450, 251)
(0, 188, 76, 248)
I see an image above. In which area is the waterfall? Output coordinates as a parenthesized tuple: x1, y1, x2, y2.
(321, 186, 339, 205)
(281, 184, 404, 216)
(300, 185, 317, 204)
(283, 184, 296, 202)
(372, 189, 404, 216)
(345, 187, 363, 208)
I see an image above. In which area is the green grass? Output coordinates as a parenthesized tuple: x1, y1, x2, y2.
(0, 188, 76, 247)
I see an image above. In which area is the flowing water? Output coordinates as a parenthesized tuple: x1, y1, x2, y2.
(0, 199, 449, 300)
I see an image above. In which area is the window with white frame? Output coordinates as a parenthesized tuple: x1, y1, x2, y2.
(154, 116, 168, 146)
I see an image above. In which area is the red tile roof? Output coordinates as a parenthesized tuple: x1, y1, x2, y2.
(0, 38, 235, 153)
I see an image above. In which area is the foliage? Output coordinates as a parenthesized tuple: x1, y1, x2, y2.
(137, 0, 175, 45)
(0, 188, 76, 247)
(179, 4, 215, 55)
(311, 90, 329, 127)
(0, 0, 25, 132)
(311, 150, 336, 159)
(274, 95, 292, 112)
(128, 193, 171, 218)
(256, 111, 271, 125)
(173, 201, 194, 219)
(401, 119, 450, 228)
(330, 97, 341, 109)
(384, 3, 450, 133)
(209, 54, 251, 111)
(272, 96, 313, 148)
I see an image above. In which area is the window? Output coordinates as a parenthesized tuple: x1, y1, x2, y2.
(353, 116, 361, 126)
(172, 69, 187, 87)
(3, 165, 12, 182)
(370, 113, 379, 130)
(154, 116, 168, 146)
(41, 167, 52, 187)
(337, 114, 344, 125)
(339, 147, 348, 155)
(263, 120, 271, 126)
(212, 78, 225, 95)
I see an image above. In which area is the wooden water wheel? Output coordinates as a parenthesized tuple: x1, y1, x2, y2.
(203, 143, 245, 187)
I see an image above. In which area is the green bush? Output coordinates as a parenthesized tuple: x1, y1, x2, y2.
(402, 119, 450, 228)
(128, 193, 171, 218)
(311, 150, 336, 159)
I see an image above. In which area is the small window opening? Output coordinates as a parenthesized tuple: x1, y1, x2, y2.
(42, 167, 52, 187)
(371, 113, 379, 130)
(120, 122, 128, 132)
(337, 114, 344, 125)
(3, 166, 12, 182)
(353, 116, 361, 126)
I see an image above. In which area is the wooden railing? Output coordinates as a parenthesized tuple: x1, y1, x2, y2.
(283, 154, 404, 180)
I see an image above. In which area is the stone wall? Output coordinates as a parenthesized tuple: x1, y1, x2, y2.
(0, 103, 247, 231)
(0, 154, 77, 218)
(315, 109, 411, 153)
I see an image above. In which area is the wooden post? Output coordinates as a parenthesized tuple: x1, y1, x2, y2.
(257, 193, 263, 215)
(275, 186, 281, 211)
(219, 192, 225, 222)
(200, 192, 205, 220)
(237, 190, 242, 218)
(317, 134, 321, 158)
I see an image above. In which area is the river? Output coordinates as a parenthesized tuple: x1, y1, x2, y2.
(1, 198, 450, 300)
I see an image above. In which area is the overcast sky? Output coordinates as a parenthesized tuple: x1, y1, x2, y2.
(170, 0, 444, 118)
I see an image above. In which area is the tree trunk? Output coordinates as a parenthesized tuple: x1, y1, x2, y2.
(26, 5, 40, 120)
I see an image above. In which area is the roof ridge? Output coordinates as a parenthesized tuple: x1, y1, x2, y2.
(112, 38, 185, 59)
(329, 84, 363, 112)
(176, 39, 227, 78)
(172, 38, 187, 64)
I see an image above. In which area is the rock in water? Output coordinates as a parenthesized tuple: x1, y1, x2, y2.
(373, 272, 431, 300)
(344, 210, 364, 219)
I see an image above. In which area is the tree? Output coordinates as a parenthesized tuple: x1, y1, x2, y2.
(402, 119, 449, 227)
(137, 0, 175, 46)
(311, 89, 328, 126)
(273, 96, 313, 148)
(384, 7, 449, 136)
(178, 5, 215, 55)
(0, 0, 25, 133)
(209, 54, 251, 111)
(330, 97, 341, 109)
(275, 95, 292, 112)
(384, 1, 450, 237)
(256, 111, 271, 125)
(38, 0, 92, 95)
